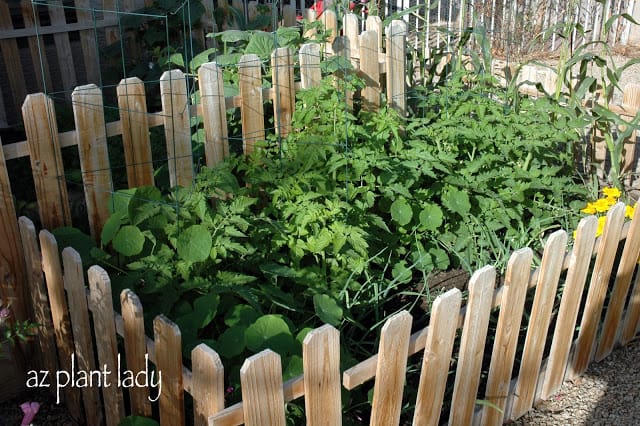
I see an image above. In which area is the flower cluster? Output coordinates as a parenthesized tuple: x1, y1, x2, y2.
(579, 187, 635, 237)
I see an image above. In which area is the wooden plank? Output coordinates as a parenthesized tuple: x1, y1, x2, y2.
(72, 84, 112, 241)
(541, 216, 598, 400)
(344, 13, 359, 63)
(303, 9, 318, 39)
(621, 250, 640, 343)
(366, 16, 383, 53)
(303, 325, 341, 425)
(62, 248, 103, 425)
(448, 266, 495, 426)
(271, 47, 295, 140)
(160, 70, 194, 188)
(199, 62, 229, 167)
(370, 310, 412, 426)
(117, 77, 155, 187)
(21, 0, 53, 92)
(240, 350, 285, 426)
(88, 265, 125, 426)
(482, 248, 533, 426)
(299, 43, 322, 89)
(0, 1, 27, 116)
(0, 16, 117, 40)
(238, 54, 264, 155)
(360, 30, 380, 111)
(120, 289, 152, 417)
(622, 84, 640, 185)
(412, 289, 462, 426)
(192, 344, 224, 426)
(322, 10, 338, 45)
(597, 200, 640, 359)
(569, 203, 626, 378)
(0, 139, 28, 323)
(510, 231, 568, 420)
(386, 20, 407, 116)
(283, 5, 297, 27)
(40, 231, 82, 420)
(47, 0, 77, 95)
(154, 315, 185, 426)
(18, 217, 57, 377)
(332, 36, 353, 108)
(73, 0, 103, 84)
(22, 93, 72, 229)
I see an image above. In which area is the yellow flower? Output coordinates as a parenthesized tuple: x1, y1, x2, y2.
(580, 202, 597, 214)
(593, 198, 612, 213)
(596, 216, 607, 237)
(602, 187, 621, 199)
(626, 205, 635, 220)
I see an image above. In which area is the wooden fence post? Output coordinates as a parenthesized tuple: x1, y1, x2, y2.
(370, 311, 412, 426)
(72, 84, 112, 241)
(303, 324, 341, 425)
(154, 315, 185, 426)
(62, 248, 103, 425)
(299, 43, 322, 89)
(192, 344, 224, 426)
(282, 4, 297, 27)
(360, 30, 380, 112)
(413, 289, 462, 426)
(344, 13, 359, 65)
(322, 9, 338, 46)
(0, 1, 27, 117)
(117, 77, 155, 188)
(449, 265, 495, 425)
(199, 62, 229, 167)
(272, 47, 295, 140)
(160, 70, 194, 188)
(238, 54, 265, 155)
(121, 289, 152, 417)
(240, 350, 286, 426)
(386, 20, 407, 117)
(366, 16, 383, 53)
(22, 93, 72, 229)
(88, 265, 125, 426)
(511, 231, 568, 420)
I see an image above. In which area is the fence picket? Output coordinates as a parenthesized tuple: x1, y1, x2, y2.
(62, 248, 103, 425)
(154, 315, 185, 426)
(272, 48, 295, 139)
(240, 350, 286, 426)
(482, 248, 533, 426)
(238, 54, 265, 155)
(192, 344, 224, 426)
(72, 84, 112, 241)
(332, 36, 353, 108)
(366, 16, 383, 53)
(40, 231, 83, 420)
(386, 20, 407, 116)
(121, 289, 152, 416)
(48, 1, 77, 95)
(569, 203, 626, 378)
(597, 201, 640, 359)
(0, 2, 27, 117)
(283, 4, 297, 27)
(160, 70, 194, 188)
(20, 0, 53, 93)
(622, 253, 640, 343)
(322, 10, 338, 45)
(22, 93, 71, 229)
(413, 288, 462, 426)
(117, 77, 155, 187)
(360, 30, 380, 111)
(303, 325, 341, 425)
(299, 43, 322, 89)
(74, 0, 101, 84)
(344, 13, 360, 64)
(18, 216, 57, 375)
(370, 310, 412, 426)
(88, 265, 126, 426)
(510, 230, 568, 420)
(449, 265, 495, 426)
(199, 62, 230, 167)
(541, 216, 598, 399)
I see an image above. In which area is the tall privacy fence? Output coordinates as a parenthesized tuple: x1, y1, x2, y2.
(7, 199, 640, 424)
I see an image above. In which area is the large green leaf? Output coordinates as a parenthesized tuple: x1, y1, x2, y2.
(419, 204, 444, 231)
(245, 32, 275, 60)
(113, 225, 145, 256)
(177, 224, 213, 262)
(442, 186, 471, 216)
(245, 315, 294, 355)
(313, 294, 343, 326)
(217, 325, 247, 358)
(390, 198, 413, 226)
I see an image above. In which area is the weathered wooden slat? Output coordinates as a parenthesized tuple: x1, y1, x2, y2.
(597, 201, 640, 359)
(360, 30, 380, 111)
(18, 217, 57, 375)
(332, 36, 353, 108)
(88, 266, 125, 426)
(121, 289, 152, 417)
(413, 289, 462, 426)
(303, 325, 341, 425)
(47, 1, 77, 94)
(303, 9, 318, 39)
(192, 344, 224, 426)
(73, 0, 102, 84)
(62, 248, 103, 425)
(366, 16, 383, 53)
(386, 20, 407, 116)
(449, 266, 495, 426)
(541, 216, 598, 400)
(370, 311, 412, 426)
(154, 315, 185, 426)
(240, 350, 285, 426)
(199, 62, 230, 167)
(0, 2, 27, 113)
(321, 9, 338, 45)
(238, 54, 264, 155)
(344, 13, 359, 63)
(482, 248, 533, 426)
(40, 231, 82, 420)
(22, 93, 72, 229)
(272, 47, 295, 140)
(622, 84, 640, 184)
(510, 230, 568, 420)
(160, 70, 194, 187)
(621, 256, 640, 343)
(282, 4, 297, 27)
(20, 0, 53, 92)
(117, 77, 155, 187)
(569, 203, 626, 378)
(72, 84, 112, 241)
(299, 43, 322, 89)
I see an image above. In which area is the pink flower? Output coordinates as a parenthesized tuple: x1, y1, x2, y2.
(20, 401, 40, 426)
(0, 307, 9, 320)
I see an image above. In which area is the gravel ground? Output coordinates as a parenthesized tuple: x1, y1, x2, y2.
(512, 337, 640, 425)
